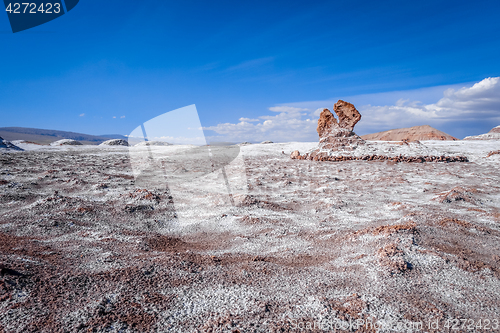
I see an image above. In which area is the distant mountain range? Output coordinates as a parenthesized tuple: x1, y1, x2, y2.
(0, 127, 127, 145)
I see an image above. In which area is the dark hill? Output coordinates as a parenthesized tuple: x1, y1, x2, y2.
(0, 127, 126, 145)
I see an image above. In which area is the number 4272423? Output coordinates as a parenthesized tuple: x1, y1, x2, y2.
(5, 3, 61, 14)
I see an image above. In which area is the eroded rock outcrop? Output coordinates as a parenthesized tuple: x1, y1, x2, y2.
(293, 100, 365, 160)
(317, 101, 365, 152)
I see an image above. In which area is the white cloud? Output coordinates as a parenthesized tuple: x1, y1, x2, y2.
(79, 113, 85, 117)
(113, 116, 117, 119)
(121, 115, 126, 118)
(204, 107, 318, 143)
(357, 77, 500, 132)
(204, 77, 500, 142)
(239, 117, 259, 122)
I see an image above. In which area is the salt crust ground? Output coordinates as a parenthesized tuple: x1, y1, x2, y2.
(0, 140, 499, 332)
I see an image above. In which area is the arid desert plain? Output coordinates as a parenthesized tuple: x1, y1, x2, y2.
(1, 107, 500, 333)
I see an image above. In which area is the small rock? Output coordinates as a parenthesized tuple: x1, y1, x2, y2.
(290, 150, 301, 159)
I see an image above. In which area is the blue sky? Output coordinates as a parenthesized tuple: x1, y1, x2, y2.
(1, 0, 500, 141)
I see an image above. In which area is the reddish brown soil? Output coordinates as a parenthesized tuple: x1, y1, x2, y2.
(0, 148, 499, 332)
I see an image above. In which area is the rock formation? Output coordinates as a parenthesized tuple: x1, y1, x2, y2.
(361, 125, 458, 141)
(317, 101, 365, 152)
(292, 100, 365, 160)
(0, 136, 23, 151)
(50, 139, 83, 146)
(99, 139, 129, 146)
